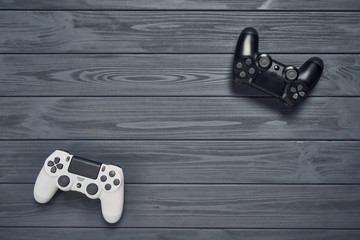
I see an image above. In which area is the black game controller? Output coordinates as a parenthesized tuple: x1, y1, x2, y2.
(232, 27, 324, 107)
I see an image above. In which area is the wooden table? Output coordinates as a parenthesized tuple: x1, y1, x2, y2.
(1, 1, 360, 239)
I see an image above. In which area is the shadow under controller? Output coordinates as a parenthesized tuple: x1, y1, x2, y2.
(233, 27, 324, 107)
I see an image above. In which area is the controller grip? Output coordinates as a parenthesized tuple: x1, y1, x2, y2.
(33, 167, 58, 203)
(235, 27, 259, 59)
(298, 57, 324, 90)
(100, 187, 124, 224)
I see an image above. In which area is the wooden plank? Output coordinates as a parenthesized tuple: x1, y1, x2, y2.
(1, 141, 360, 184)
(1, 228, 360, 240)
(1, 54, 359, 97)
(0, 11, 359, 53)
(1, 184, 360, 228)
(0, 0, 359, 10)
(0, 97, 359, 140)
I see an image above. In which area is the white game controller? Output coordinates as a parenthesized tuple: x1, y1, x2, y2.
(33, 150, 124, 224)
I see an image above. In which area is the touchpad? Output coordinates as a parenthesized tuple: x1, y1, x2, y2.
(68, 156, 101, 179)
(254, 72, 285, 97)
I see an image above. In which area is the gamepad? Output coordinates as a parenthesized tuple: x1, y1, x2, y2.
(33, 150, 124, 224)
(232, 27, 324, 107)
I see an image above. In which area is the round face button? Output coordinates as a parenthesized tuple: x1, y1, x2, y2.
(109, 170, 115, 177)
(100, 175, 107, 182)
(58, 175, 70, 187)
(86, 183, 98, 195)
(285, 69, 298, 81)
(245, 59, 252, 66)
(105, 184, 111, 191)
(239, 71, 246, 78)
(249, 68, 255, 74)
(259, 57, 271, 68)
(236, 62, 243, 69)
(114, 179, 120, 186)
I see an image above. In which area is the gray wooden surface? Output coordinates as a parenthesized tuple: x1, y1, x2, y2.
(0, 1, 359, 239)
(1, 0, 359, 10)
(1, 141, 360, 184)
(2, 184, 360, 228)
(0, 11, 360, 53)
(1, 11, 360, 53)
(0, 97, 359, 139)
(1, 54, 359, 96)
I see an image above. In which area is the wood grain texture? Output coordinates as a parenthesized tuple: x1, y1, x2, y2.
(0, 11, 359, 53)
(1, 228, 360, 240)
(1, 184, 360, 228)
(1, 0, 360, 10)
(1, 54, 359, 97)
(1, 141, 360, 184)
(0, 97, 359, 140)
(1, 0, 360, 235)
